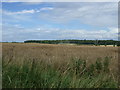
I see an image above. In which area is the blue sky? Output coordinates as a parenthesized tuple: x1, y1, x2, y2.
(2, 2, 118, 42)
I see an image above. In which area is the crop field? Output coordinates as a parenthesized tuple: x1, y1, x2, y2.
(2, 43, 119, 88)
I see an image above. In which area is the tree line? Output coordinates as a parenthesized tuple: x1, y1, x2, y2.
(24, 40, 120, 46)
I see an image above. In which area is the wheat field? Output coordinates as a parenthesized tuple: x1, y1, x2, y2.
(2, 43, 119, 88)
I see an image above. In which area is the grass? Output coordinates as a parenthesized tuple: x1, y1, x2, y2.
(2, 43, 118, 88)
(3, 58, 118, 88)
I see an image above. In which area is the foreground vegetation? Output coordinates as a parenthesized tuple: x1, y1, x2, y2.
(3, 58, 118, 88)
(2, 43, 118, 88)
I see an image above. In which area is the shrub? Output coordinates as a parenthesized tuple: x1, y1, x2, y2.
(95, 58, 103, 73)
(103, 57, 110, 72)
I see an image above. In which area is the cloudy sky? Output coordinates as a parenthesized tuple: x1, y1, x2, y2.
(2, 2, 118, 42)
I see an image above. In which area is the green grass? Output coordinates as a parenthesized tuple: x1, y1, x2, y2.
(2, 58, 118, 88)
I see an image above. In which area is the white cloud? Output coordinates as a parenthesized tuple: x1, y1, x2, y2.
(2, 2, 118, 28)
(2, 0, 43, 2)
(57, 28, 118, 40)
(2, 9, 36, 23)
(2, 7, 54, 15)
(22, 2, 43, 5)
(2, 23, 118, 41)
(3, 9, 35, 15)
(38, 2, 118, 28)
(40, 7, 54, 11)
(17, 9, 35, 14)
(1, 0, 119, 2)
(2, 2, 118, 41)
(2, 7, 54, 23)
(35, 7, 54, 12)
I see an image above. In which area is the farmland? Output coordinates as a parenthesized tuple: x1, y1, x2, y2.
(2, 43, 119, 88)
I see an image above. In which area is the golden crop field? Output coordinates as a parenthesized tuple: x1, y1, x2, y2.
(2, 43, 118, 70)
(2, 43, 119, 88)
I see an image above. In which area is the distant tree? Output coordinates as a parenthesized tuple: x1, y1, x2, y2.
(95, 40, 98, 46)
(117, 42, 120, 46)
(105, 42, 107, 47)
(113, 43, 115, 47)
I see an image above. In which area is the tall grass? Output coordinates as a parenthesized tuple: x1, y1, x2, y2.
(2, 58, 118, 88)
(2, 43, 118, 88)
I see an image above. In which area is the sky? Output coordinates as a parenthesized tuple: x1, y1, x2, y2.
(2, 2, 118, 42)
